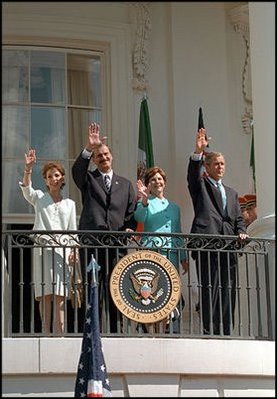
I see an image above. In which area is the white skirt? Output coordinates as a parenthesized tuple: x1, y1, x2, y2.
(32, 246, 71, 299)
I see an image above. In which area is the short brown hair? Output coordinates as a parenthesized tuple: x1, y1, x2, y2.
(144, 166, 167, 186)
(42, 162, 66, 189)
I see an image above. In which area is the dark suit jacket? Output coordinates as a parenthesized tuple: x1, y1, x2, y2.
(187, 158, 246, 237)
(72, 152, 137, 231)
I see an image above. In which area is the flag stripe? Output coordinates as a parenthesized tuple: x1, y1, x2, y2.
(139, 98, 154, 168)
(137, 97, 154, 180)
(136, 97, 154, 233)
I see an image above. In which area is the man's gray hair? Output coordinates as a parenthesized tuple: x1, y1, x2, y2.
(91, 143, 112, 158)
(204, 151, 224, 166)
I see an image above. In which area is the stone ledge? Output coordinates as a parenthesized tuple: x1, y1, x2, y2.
(2, 337, 275, 377)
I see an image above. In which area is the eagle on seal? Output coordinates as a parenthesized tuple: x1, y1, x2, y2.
(130, 271, 161, 304)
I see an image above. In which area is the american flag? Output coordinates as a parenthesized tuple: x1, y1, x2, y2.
(74, 257, 112, 397)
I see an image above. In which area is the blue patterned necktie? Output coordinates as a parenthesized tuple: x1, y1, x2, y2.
(104, 174, 111, 192)
(217, 181, 226, 211)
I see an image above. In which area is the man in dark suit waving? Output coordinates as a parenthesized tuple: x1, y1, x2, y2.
(187, 128, 248, 335)
(72, 122, 137, 332)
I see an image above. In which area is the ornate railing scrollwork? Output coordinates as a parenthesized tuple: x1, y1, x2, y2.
(8, 230, 270, 256)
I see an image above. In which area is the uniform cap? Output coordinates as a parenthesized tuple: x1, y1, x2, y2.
(238, 196, 247, 210)
(244, 194, 256, 208)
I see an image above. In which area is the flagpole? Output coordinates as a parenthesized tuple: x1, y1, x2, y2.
(249, 120, 256, 194)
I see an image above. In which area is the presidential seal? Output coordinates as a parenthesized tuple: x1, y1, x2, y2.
(109, 250, 181, 323)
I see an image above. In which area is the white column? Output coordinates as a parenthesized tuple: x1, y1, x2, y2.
(248, 3, 275, 339)
(248, 2, 275, 239)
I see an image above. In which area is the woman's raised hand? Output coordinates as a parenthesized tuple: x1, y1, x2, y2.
(25, 149, 36, 169)
(136, 179, 151, 200)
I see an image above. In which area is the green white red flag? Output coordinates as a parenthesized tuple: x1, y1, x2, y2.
(137, 97, 154, 181)
(136, 97, 154, 232)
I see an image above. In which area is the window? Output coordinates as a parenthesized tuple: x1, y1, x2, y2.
(2, 47, 106, 219)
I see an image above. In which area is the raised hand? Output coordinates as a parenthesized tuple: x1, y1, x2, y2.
(25, 149, 37, 169)
(195, 128, 209, 153)
(86, 122, 108, 151)
(136, 179, 151, 202)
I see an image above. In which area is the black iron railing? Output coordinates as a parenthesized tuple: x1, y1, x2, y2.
(2, 230, 274, 340)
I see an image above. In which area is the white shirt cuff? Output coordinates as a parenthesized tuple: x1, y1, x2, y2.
(190, 152, 203, 161)
(82, 148, 92, 159)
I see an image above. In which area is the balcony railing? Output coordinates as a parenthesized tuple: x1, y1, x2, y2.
(2, 230, 274, 340)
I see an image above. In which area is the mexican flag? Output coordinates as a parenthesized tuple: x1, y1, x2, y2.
(136, 97, 154, 232)
(137, 97, 154, 181)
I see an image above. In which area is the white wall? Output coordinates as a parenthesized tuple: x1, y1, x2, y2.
(248, 2, 275, 219)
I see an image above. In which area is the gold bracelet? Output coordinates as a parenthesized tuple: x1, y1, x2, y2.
(24, 169, 32, 174)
